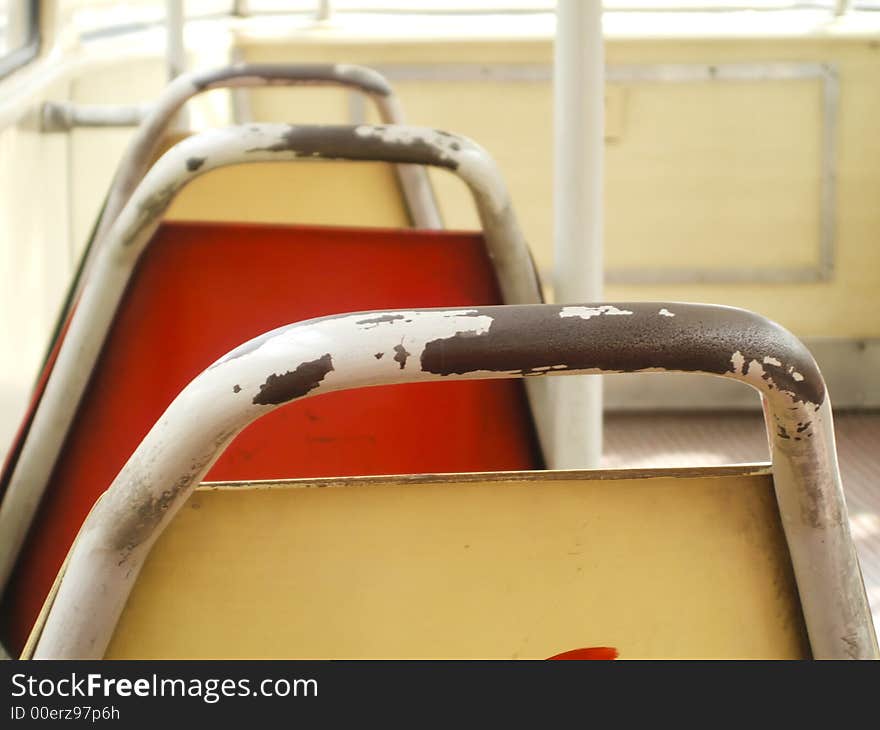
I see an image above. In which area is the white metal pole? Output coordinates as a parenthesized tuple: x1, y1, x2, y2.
(316, 0, 333, 23)
(166, 0, 186, 82)
(165, 0, 188, 130)
(551, 0, 604, 469)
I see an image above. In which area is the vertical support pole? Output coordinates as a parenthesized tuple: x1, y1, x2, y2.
(551, 0, 604, 469)
(230, 3, 251, 124)
(834, 0, 852, 17)
(165, 0, 188, 130)
(316, 0, 333, 23)
(166, 0, 186, 81)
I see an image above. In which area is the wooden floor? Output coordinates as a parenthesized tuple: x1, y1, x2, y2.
(604, 410, 880, 634)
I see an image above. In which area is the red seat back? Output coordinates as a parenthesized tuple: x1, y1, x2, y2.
(2, 220, 541, 652)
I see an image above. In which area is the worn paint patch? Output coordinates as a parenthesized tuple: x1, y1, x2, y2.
(123, 182, 178, 246)
(559, 305, 633, 320)
(186, 157, 206, 172)
(252, 353, 334, 405)
(393, 344, 411, 369)
(419, 303, 824, 405)
(247, 125, 460, 170)
(102, 425, 237, 553)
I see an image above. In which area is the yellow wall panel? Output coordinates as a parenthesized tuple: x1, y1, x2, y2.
(240, 38, 880, 338)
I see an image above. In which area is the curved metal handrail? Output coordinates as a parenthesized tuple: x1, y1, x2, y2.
(42, 64, 438, 394)
(31, 303, 877, 659)
(95, 63, 442, 242)
(0, 124, 546, 603)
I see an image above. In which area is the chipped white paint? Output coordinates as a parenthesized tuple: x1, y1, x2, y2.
(730, 351, 746, 375)
(0, 124, 547, 600)
(527, 364, 570, 372)
(558, 305, 633, 320)
(764, 356, 783, 367)
(658, 308, 675, 317)
(744, 359, 768, 384)
(30, 304, 878, 660)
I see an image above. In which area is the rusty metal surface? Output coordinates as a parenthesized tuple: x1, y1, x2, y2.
(603, 409, 880, 636)
(28, 303, 876, 660)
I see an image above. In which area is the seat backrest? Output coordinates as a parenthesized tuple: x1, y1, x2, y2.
(164, 159, 413, 229)
(2, 220, 540, 654)
(28, 468, 810, 660)
(1, 125, 546, 655)
(24, 303, 875, 660)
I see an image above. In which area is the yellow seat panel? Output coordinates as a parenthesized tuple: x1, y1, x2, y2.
(164, 160, 411, 228)
(102, 468, 809, 660)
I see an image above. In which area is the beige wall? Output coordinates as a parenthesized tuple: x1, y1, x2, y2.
(0, 78, 72, 458)
(240, 36, 880, 340)
(0, 40, 229, 460)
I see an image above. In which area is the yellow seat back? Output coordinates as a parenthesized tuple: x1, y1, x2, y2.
(100, 467, 808, 659)
(164, 160, 410, 228)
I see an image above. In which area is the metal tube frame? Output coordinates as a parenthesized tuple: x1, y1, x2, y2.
(37, 63, 442, 372)
(40, 101, 153, 131)
(29, 302, 878, 660)
(93, 63, 443, 247)
(0, 123, 547, 606)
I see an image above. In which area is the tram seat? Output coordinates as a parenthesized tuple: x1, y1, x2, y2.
(0, 131, 541, 655)
(26, 467, 811, 660)
(23, 303, 876, 660)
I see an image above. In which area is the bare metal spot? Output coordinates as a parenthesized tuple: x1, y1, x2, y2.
(247, 125, 460, 170)
(186, 157, 206, 172)
(233, 384, 241, 393)
(253, 354, 334, 405)
(418, 303, 825, 406)
(393, 344, 411, 369)
(374, 352, 384, 359)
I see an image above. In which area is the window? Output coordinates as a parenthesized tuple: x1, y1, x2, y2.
(63, 1, 234, 39)
(0, 0, 38, 78)
(244, 1, 827, 11)
(243, 1, 877, 12)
